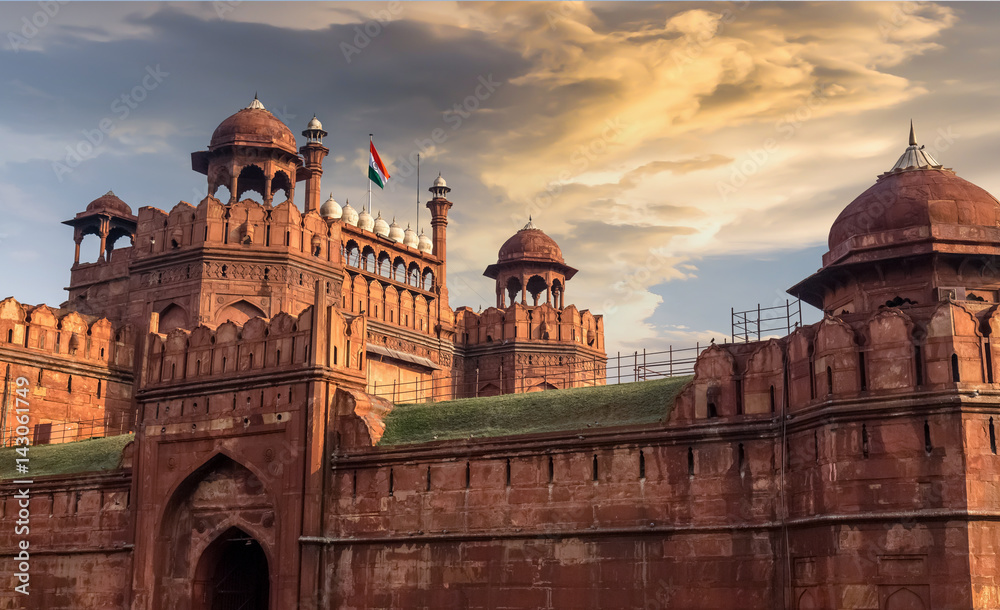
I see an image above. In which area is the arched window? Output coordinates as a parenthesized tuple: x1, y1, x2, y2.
(345, 241, 361, 267)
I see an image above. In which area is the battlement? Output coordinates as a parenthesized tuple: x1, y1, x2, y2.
(454, 303, 603, 351)
(143, 303, 367, 389)
(0, 297, 134, 370)
(132, 196, 341, 263)
(673, 300, 992, 422)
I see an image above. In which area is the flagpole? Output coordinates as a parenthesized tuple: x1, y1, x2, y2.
(368, 134, 373, 215)
(416, 153, 420, 232)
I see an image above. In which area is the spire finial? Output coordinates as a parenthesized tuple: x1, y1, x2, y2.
(909, 120, 916, 146)
(247, 93, 265, 110)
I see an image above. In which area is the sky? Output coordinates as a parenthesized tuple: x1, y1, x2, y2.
(0, 1, 998, 356)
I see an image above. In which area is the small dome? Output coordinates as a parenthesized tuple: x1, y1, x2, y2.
(433, 173, 447, 188)
(373, 212, 390, 237)
(357, 208, 374, 232)
(85, 190, 133, 217)
(209, 95, 297, 155)
(403, 223, 418, 248)
(388, 218, 404, 243)
(306, 115, 323, 131)
(497, 219, 564, 264)
(320, 193, 342, 220)
(417, 228, 433, 253)
(826, 125, 999, 265)
(341, 200, 359, 226)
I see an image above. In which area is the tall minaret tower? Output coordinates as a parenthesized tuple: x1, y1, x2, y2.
(300, 115, 329, 214)
(426, 173, 453, 288)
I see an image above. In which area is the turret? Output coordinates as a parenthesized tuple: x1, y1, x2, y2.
(300, 115, 329, 214)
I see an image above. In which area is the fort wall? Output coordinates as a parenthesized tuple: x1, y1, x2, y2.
(0, 298, 134, 442)
(0, 472, 133, 609)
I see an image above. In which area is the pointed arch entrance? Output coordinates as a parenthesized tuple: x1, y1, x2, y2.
(193, 527, 270, 610)
(153, 453, 276, 609)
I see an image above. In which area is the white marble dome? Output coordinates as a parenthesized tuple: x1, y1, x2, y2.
(373, 212, 390, 237)
(432, 173, 447, 188)
(341, 200, 359, 226)
(417, 228, 433, 253)
(319, 193, 342, 220)
(388, 218, 404, 242)
(357, 207, 374, 232)
(403, 223, 418, 248)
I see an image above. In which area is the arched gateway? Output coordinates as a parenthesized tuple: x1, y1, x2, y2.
(193, 527, 270, 610)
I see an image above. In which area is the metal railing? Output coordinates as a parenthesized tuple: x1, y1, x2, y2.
(1, 416, 132, 448)
(732, 299, 802, 343)
(372, 343, 712, 405)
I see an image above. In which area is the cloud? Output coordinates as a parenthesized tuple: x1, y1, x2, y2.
(1, 0, 990, 356)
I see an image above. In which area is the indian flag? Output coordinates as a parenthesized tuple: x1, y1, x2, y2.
(369, 140, 390, 189)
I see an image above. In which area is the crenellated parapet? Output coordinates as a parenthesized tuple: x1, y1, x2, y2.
(455, 303, 603, 351)
(132, 197, 341, 263)
(143, 304, 366, 390)
(0, 297, 134, 370)
(0, 297, 135, 442)
(674, 300, 996, 422)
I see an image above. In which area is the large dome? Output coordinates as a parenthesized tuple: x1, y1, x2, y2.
(84, 190, 133, 217)
(497, 219, 565, 264)
(826, 169, 1000, 265)
(209, 97, 297, 155)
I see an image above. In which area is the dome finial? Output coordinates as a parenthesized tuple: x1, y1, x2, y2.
(247, 93, 265, 110)
(909, 120, 916, 147)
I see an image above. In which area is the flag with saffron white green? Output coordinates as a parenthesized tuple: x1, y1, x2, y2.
(369, 140, 390, 189)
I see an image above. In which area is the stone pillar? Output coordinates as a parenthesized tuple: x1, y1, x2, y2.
(229, 171, 239, 204)
(97, 219, 109, 263)
(263, 174, 273, 206)
(73, 235, 82, 265)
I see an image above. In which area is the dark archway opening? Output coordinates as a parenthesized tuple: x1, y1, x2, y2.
(195, 528, 270, 610)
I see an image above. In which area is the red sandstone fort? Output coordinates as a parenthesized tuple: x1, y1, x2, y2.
(1, 100, 999, 609)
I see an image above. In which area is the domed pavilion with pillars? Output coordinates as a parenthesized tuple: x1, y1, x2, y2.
(190, 95, 311, 207)
(668, 125, 1000, 608)
(454, 217, 605, 397)
(484, 217, 577, 309)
